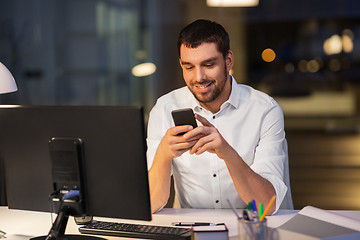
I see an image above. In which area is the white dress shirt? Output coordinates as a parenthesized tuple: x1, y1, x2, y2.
(146, 76, 288, 212)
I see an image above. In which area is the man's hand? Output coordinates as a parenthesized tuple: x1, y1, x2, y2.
(148, 123, 203, 213)
(182, 114, 276, 214)
(183, 114, 233, 160)
(158, 124, 202, 160)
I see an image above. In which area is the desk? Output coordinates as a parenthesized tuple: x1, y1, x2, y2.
(1, 206, 360, 239)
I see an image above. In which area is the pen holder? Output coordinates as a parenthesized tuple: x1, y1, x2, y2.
(238, 218, 268, 240)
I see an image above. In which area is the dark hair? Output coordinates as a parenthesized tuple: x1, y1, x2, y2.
(177, 19, 230, 59)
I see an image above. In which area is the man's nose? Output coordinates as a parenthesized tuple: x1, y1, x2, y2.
(194, 67, 205, 82)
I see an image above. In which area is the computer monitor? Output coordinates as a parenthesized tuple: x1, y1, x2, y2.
(0, 105, 151, 239)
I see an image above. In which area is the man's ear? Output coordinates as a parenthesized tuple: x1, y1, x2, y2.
(225, 50, 234, 72)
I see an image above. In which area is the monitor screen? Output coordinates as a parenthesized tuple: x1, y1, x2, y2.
(0, 105, 151, 222)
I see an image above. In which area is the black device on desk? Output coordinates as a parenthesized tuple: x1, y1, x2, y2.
(0, 106, 190, 240)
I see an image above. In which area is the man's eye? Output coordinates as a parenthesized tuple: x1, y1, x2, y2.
(205, 63, 214, 68)
(185, 66, 194, 70)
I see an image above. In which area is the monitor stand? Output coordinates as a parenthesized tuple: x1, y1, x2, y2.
(30, 206, 104, 240)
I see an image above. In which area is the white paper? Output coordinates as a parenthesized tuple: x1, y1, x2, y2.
(193, 225, 227, 232)
(299, 206, 360, 231)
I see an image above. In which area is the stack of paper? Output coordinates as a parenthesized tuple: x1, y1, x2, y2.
(275, 206, 360, 240)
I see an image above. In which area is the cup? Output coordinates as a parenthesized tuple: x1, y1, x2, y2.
(238, 218, 268, 240)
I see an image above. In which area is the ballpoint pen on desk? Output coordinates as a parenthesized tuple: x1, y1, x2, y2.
(172, 222, 217, 226)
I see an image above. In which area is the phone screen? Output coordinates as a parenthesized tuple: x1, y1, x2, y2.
(171, 108, 197, 132)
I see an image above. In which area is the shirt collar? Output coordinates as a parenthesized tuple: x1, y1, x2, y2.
(225, 75, 241, 109)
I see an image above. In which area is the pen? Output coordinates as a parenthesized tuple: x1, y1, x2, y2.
(258, 203, 264, 219)
(172, 222, 216, 226)
(251, 200, 257, 213)
(247, 202, 252, 211)
(246, 202, 254, 219)
(227, 199, 241, 219)
(242, 210, 251, 221)
(251, 200, 258, 219)
(259, 195, 276, 221)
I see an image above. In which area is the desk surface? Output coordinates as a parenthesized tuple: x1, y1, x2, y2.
(1, 206, 360, 239)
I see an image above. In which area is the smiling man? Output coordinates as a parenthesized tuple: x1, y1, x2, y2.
(146, 19, 290, 215)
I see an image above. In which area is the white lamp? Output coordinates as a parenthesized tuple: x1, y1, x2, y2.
(131, 62, 157, 77)
(0, 62, 18, 94)
(207, 0, 259, 7)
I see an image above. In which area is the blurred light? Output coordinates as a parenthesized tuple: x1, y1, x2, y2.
(207, 0, 259, 7)
(131, 62, 156, 77)
(342, 34, 353, 53)
(0, 105, 20, 108)
(343, 29, 354, 40)
(298, 60, 308, 73)
(261, 48, 276, 62)
(329, 59, 341, 72)
(285, 63, 295, 73)
(323, 35, 342, 55)
(307, 59, 320, 73)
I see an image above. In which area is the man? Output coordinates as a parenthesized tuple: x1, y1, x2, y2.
(146, 19, 289, 214)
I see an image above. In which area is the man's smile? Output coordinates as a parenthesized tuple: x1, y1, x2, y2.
(194, 81, 214, 93)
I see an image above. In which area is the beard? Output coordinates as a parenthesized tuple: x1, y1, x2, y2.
(187, 66, 228, 104)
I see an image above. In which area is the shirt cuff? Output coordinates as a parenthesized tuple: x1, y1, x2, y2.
(260, 173, 287, 214)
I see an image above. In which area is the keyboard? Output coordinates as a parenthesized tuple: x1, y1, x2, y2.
(78, 220, 191, 240)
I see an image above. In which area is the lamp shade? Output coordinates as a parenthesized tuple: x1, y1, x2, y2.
(0, 62, 17, 94)
(131, 62, 156, 77)
(207, 0, 259, 7)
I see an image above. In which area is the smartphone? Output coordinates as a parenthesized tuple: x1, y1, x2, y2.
(171, 108, 197, 135)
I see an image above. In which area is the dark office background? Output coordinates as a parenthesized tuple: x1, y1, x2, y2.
(1, 0, 360, 210)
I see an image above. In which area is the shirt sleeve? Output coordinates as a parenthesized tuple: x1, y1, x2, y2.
(146, 101, 176, 212)
(250, 102, 288, 213)
(146, 100, 174, 171)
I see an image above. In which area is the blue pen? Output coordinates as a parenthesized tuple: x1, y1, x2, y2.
(251, 200, 258, 219)
(251, 200, 257, 213)
(242, 209, 251, 221)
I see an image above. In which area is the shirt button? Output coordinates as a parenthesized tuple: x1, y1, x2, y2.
(212, 115, 215, 119)
(213, 174, 217, 177)
(215, 200, 219, 203)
